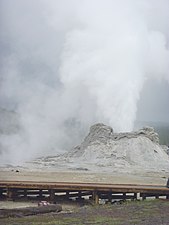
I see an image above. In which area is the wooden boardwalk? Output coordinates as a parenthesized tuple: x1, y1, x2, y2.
(0, 180, 169, 204)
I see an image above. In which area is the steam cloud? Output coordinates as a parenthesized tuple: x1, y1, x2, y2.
(0, 0, 169, 164)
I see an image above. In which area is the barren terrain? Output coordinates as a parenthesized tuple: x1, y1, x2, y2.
(0, 168, 168, 186)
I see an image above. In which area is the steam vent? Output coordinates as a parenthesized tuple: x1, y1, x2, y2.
(30, 123, 169, 173)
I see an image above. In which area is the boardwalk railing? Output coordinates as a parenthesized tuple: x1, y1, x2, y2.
(0, 181, 169, 204)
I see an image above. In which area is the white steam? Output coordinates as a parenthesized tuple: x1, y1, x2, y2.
(0, 0, 169, 164)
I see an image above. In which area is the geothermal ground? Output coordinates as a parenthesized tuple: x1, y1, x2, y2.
(24, 124, 169, 175)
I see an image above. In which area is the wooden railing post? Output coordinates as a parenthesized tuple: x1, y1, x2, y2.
(93, 191, 99, 204)
(7, 188, 17, 200)
(49, 189, 55, 203)
(78, 191, 82, 200)
(39, 189, 43, 199)
(66, 191, 69, 199)
(0, 188, 3, 198)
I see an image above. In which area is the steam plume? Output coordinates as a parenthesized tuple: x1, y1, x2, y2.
(0, 0, 169, 164)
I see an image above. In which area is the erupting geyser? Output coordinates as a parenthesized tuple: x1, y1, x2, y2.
(0, 0, 169, 164)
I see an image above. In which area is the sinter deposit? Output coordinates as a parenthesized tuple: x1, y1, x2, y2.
(29, 123, 169, 173)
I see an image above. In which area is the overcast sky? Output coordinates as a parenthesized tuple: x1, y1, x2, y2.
(0, 0, 169, 163)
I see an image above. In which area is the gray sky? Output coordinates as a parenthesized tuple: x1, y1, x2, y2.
(0, 0, 169, 163)
(136, 78, 169, 123)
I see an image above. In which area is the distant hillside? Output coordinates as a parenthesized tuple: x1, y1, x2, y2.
(135, 121, 169, 146)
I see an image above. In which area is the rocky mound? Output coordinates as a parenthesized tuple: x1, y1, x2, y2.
(28, 123, 169, 173)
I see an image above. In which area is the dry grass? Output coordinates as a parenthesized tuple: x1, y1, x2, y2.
(1, 199, 169, 225)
